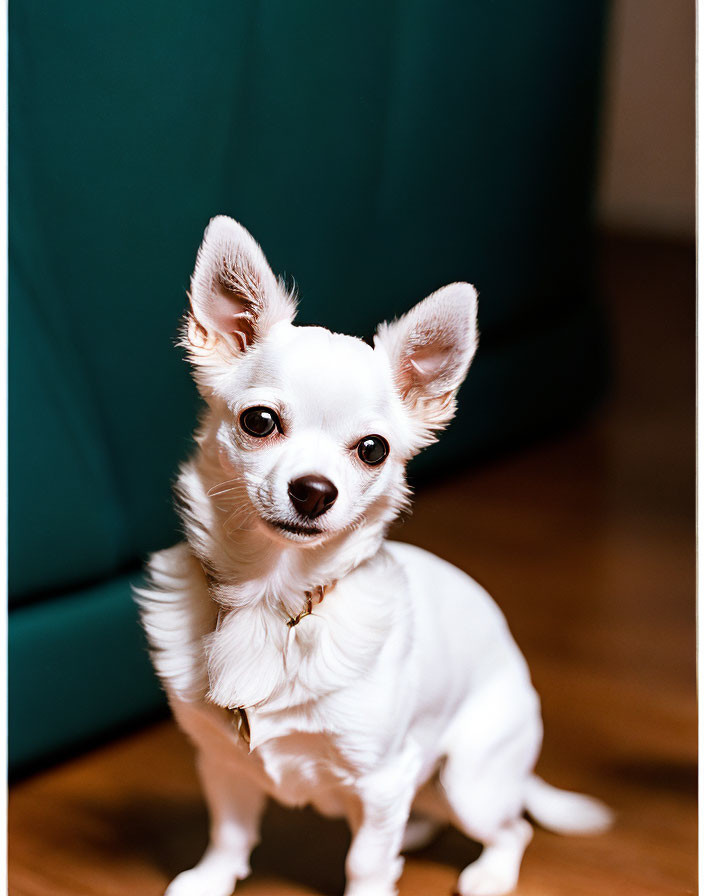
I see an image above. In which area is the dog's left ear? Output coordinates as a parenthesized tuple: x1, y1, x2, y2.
(374, 283, 478, 439)
(185, 216, 296, 366)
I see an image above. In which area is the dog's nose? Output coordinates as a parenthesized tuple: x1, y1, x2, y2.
(288, 474, 338, 519)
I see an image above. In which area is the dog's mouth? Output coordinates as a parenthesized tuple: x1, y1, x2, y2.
(264, 518, 324, 540)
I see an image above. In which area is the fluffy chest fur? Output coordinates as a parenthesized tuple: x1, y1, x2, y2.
(137, 522, 419, 777)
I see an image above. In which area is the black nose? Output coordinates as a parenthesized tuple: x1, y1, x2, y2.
(288, 474, 338, 519)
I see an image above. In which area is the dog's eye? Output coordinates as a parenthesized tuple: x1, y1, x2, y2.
(357, 435, 389, 466)
(240, 407, 280, 438)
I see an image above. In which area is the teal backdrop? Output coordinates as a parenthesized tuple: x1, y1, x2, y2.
(9, 0, 609, 772)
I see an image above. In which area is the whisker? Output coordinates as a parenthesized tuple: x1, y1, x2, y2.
(224, 510, 258, 535)
(208, 474, 266, 498)
(208, 482, 241, 497)
(211, 485, 249, 499)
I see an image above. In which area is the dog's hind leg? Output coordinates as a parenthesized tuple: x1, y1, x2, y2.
(165, 750, 265, 896)
(438, 672, 543, 896)
(440, 748, 533, 896)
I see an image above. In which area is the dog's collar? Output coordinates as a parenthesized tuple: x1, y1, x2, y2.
(202, 573, 337, 749)
(286, 581, 337, 627)
(201, 561, 336, 628)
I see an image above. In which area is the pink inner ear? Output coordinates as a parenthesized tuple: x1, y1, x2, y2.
(408, 344, 452, 382)
(204, 285, 255, 351)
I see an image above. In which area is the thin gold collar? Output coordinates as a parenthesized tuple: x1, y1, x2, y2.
(287, 581, 337, 627)
(214, 578, 337, 748)
(201, 560, 337, 630)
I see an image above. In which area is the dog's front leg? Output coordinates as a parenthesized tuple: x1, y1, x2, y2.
(343, 756, 419, 896)
(165, 750, 265, 896)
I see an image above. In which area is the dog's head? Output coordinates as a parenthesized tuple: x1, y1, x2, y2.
(184, 216, 478, 547)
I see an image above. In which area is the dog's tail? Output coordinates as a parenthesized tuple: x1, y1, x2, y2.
(524, 775, 614, 835)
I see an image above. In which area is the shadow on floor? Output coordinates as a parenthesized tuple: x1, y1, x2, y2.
(59, 791, 483, 894)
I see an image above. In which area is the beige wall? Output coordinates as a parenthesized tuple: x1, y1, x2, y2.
(597, 0, 695, 237)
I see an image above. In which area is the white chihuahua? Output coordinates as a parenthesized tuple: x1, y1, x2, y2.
(138, 216, 611, 896)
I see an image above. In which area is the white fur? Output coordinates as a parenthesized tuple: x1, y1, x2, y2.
(138, 216, 612, 896)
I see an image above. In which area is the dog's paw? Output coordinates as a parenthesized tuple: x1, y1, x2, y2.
(456, 862, 518, 896)
(344, 886, 397, 896)
(165, 865, 239, 896)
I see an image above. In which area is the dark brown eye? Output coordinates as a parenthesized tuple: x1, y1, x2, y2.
(240, 407, 280, 438)
(357, 435, 389, 466)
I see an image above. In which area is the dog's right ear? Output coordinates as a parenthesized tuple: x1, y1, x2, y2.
(184, 216, 296, 372)
(374, 282, 478, 450)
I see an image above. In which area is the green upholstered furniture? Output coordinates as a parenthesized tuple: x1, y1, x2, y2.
(9, 0, 609, 772)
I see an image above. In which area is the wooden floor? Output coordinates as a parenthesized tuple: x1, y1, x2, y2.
(9, 234, 696, 896)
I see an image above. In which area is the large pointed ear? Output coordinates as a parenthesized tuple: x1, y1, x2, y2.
(374, 283, 478, 443)
(184, 216, 296, 365)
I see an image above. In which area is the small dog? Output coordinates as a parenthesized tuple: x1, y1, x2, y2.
(138, 216, 611, 896)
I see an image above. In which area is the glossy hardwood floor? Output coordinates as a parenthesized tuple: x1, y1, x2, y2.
(8, 234, 696, 896)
